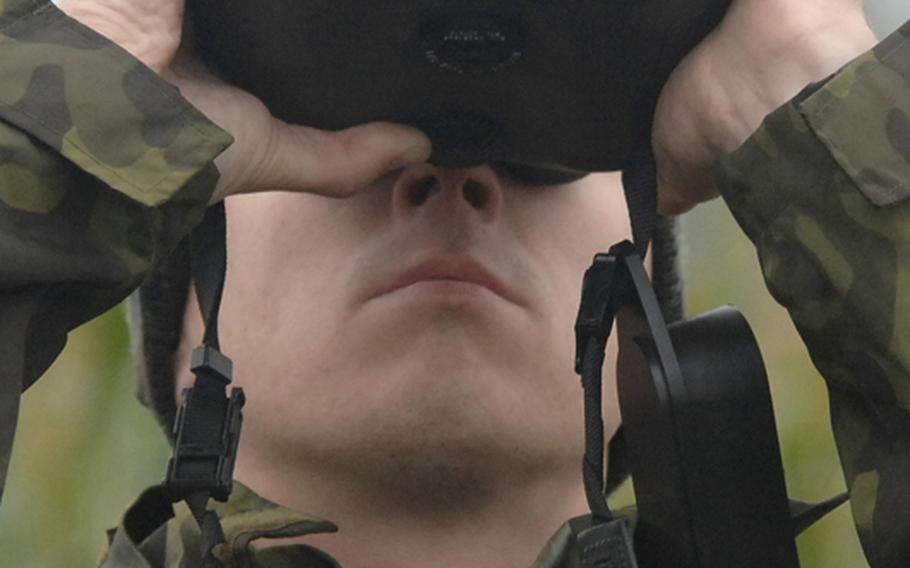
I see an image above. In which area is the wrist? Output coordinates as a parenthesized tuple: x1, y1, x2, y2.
(59, 1, 180, 74)
(785, 11, 878, 83)
(709, 4, 875, 142)
(724, 2, 876, 95)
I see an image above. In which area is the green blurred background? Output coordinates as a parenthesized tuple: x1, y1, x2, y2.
(1, 3, 908, 567)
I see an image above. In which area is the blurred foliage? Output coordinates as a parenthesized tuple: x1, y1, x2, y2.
(0, 305, 169, 567)
(0, 200, 871, 567)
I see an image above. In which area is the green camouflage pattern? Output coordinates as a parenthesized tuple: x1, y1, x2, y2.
(100, 481, 632, 568)
(716, 19, 910, 568)
(800, 22, 910, 207)
(0, 0, 232, 207)
(100, 483, 340, 568)
(0, 0, 231, 505)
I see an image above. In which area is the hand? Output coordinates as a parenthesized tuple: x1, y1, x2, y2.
(59, 0, 432, 203)
(652, 0, 877, 215)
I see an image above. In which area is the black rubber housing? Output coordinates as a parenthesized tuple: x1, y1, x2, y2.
(187, 1, 731, 173)
(613, 245, 799, 568)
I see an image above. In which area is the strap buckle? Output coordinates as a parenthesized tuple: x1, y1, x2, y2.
(164, 345, 245, 503)
(569, 514, 639, 568)
(574, 253, 618, 374)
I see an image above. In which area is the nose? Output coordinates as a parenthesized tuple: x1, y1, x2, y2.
(392, 164, 503, 223)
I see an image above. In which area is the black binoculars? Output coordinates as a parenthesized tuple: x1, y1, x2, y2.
(188, 0, 731, 178)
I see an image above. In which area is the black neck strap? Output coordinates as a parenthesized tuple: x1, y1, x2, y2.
(623, 148, 658, 257)
(572, 243, 663, 568)
(163, 202, 245, 567)
(190, 202, 228, 351)
(574, 148, 658, 519)
(575, 253, 619, 522)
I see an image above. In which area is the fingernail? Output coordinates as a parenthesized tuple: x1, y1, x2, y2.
(400, 134, 433, 165)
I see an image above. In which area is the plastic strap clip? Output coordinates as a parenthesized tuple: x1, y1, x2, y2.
(574, 253, 618, 374)
(569, 514, 638, 568)
(165, 345, 245, 503)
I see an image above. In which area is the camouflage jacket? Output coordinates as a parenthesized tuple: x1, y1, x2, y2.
(97, 481, 632, 568)
(1, 0, 909, 565)
(715, 19, 910, 568)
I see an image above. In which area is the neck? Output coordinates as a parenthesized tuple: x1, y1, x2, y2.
(235, 447, 590, 568)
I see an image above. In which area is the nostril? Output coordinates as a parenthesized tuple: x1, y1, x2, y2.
(408, 176, 438, 206)
(463, 179, 489, 209)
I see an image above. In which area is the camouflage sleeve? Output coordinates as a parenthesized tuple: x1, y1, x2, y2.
(0, 0, 232, 504)
(714, 20, 910, 567)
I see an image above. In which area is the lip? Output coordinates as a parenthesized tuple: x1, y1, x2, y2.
(374, 255, 521, 306)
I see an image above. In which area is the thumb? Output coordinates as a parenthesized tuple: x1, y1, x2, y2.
(244, 121, 433, 198)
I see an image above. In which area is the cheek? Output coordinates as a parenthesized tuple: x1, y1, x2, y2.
(223, 192, 372, 280)
(220, 191, 383, 320)
(512, 173, 631, 310)
(223, 196, 328, 334)
(557, 173, 632, 254)
(216, 194, 367, 396)
(507, 171, 631, 397)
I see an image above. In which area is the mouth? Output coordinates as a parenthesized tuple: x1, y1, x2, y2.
(373, 254, 521, 306)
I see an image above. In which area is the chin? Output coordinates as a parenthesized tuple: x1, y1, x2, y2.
(345, 343, 574, 472)
(233, 297, 585, 508)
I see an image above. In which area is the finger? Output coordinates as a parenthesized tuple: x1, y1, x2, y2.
(657, 188, 698, 216)
(654, 140, 720, 215)
(252, 121, 433, 197)
(657, 181, 721, 215)
(656, 169, 719, 216)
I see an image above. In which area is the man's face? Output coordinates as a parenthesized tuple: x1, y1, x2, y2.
(178, 165, 630, 500)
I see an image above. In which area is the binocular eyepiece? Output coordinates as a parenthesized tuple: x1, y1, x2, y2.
(187, 0, 732, 177)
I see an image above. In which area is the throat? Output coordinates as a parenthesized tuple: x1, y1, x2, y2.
(235, 448, 590, 568)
